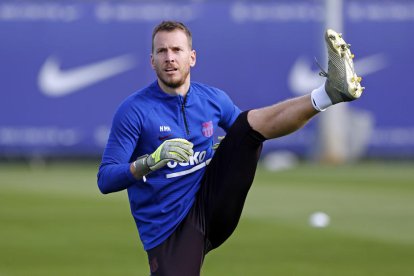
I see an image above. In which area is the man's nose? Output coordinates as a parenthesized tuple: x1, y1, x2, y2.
(165, 50, 175, 62)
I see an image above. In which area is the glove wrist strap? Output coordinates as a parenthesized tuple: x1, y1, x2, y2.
(133, 154, 151, 177)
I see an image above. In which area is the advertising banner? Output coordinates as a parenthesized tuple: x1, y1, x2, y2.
(0, 0, 412, 157)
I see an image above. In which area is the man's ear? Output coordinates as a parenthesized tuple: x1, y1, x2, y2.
(150, 54, 155, 69)
(190, 50, 196, 67)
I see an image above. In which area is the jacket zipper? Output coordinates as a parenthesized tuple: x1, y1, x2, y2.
(181, 96, 190, 136)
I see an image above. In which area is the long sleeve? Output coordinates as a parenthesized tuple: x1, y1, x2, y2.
(97, 96, 141, 194)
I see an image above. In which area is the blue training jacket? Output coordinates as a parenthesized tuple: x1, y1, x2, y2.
(97, 81, 241, 250)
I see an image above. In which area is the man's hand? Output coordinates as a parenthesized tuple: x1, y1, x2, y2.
(146, 138, 194, 171)
(212, 136, 225, 151)
(131, 138, 194, 179)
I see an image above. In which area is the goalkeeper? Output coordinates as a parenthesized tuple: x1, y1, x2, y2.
(97, 21, 364, 275)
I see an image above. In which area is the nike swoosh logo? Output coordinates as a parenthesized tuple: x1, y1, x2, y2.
(159, 134, 173, 141)
(288, 53, 388, 95)
(38, 54, 137, 97)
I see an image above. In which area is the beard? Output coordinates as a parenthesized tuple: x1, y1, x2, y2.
(155, 66, 190, 89)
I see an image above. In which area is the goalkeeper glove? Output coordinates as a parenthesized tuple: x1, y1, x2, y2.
(212, 136, 225, 151)
(133, 138, 194, 177)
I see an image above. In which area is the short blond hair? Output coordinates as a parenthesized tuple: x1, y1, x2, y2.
(152, 21, 193, 52)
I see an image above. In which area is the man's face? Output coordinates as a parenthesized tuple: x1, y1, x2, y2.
(151, 30, 196, 90)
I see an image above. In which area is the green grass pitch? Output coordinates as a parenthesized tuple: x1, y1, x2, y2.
(1, 161, 414, 275)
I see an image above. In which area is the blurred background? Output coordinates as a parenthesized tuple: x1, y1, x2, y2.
(1, 0, 413, 275)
